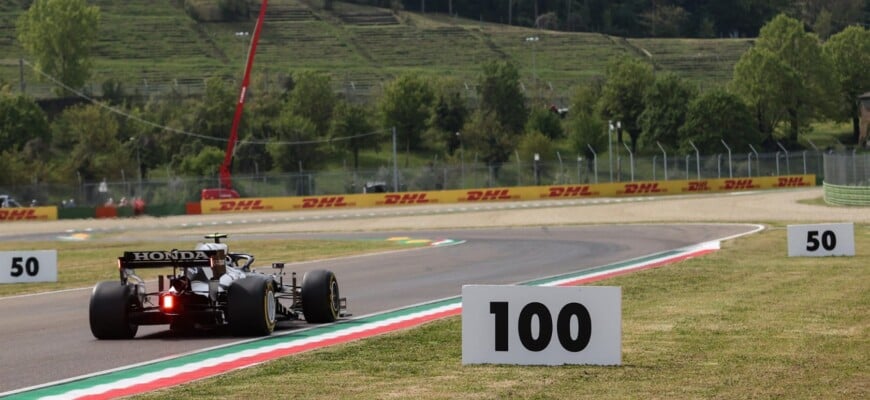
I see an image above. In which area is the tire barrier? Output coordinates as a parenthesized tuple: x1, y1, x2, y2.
(823, 182, 870, 206)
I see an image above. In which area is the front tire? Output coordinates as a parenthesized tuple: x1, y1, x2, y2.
(227, 276, 277, 336)
(301, 269, 340, 323)
(89, 281, 139, 339)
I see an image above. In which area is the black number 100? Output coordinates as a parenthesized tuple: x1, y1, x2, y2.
(490, 301, 592, 352)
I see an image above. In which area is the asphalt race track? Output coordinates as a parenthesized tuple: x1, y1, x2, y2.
(0, 217, 758, 393)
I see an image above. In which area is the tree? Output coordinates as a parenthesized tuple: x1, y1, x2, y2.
(50, 104, 132, 182)
(731, 14, 835, 145)
(477, 60, 528, 135)
(378, 74, 435, 157)
(679, 88, 760, 154)
(730, 47, 790, 142)
(461, 109, 515, 169)
(429, 79, 468, 154)
(640, 4, 689, 37)
(192, 78, 236, 140)
(599, 55, 654, 153)
(166, 78, 238, 178)
(811, 9, 835, 40)
(0, 92, 49, 151)
(117, 106, 160, 182)
(331, 101, 378, 171)
(517, 131, 554, 183)
(228, 133, 270, 176)
(234, 88, 286, 175)
(17, 0, 100, 95)
(0, 87, 52, 185)
(565, 84, 607, 165)
(535, 12, 559, 30)
(178, 146, 225, 177)
(0, 150, 31, 186)
(266, 113, 324, 172)
(286, 71, 336, 137)
(101, 78, 125, 106)
(219, 0, 249, 21)
(797, 0, 865, 39)
(525, 106, 563, 139)
(824, 25, 870, 144)
(704, 0, 790, 37)
(638, 72, 696, 150)
(135, 93, 198, 174)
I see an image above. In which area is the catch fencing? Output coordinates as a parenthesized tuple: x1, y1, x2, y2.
(2, 149, 837, 208)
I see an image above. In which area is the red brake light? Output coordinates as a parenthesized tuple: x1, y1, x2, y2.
(161, 294, 175, 311)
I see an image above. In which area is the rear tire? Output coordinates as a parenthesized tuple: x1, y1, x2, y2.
(227, 276, 277, 336)
(89, 281, 139, 339)
(302, 269, 340, 323)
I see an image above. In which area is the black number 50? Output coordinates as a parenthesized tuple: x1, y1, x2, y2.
(806, 230, 836, 251)
(490, 301, 592, 352)
(10, 257, 39, 277)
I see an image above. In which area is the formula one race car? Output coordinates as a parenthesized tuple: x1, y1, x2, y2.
(89, 234, 346, 339)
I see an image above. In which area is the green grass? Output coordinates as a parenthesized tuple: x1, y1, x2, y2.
(626, 38, 752, 90)
(128, 224, 869, 399)
(803, 121, 855, 149)
(0, 238, 410, 297)
(798, 196, 829, 206)
(0, 0, 753, 101)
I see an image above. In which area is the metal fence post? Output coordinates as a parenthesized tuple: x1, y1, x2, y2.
(748, 144, 760, 176)
(587, 144, 598, 184)
(747, 153, 753, 177)
(457, 132, 464, 188)
(776, 151, 781, 176)
(685, 155, 690, 179)
(776, 142, 790, 175)
(656, 141, 668, 180)
(802, 151, 807, 175)
(576, 155, 582, 184)
(392, 126, 398, 192)
(806, 139, 821, 179)
(721, 139, 732, 178)
(688, 140, 700, 179)
(622, 142, 634, 181)
(852, 148, 857, 182)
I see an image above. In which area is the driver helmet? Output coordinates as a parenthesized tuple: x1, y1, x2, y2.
(195, 242, 235, 268)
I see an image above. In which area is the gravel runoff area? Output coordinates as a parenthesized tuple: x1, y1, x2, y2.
(0, 187, 865, 238)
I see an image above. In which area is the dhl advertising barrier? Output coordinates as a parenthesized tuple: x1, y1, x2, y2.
(0, 207, 58, 222)
(201, 174, 815, 214)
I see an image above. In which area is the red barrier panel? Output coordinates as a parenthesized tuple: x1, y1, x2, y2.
(95, 206, 118, 219)
(186, 202, 201, 215)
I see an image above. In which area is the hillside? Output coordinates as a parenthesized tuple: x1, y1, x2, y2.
(0, 0, 752, 103)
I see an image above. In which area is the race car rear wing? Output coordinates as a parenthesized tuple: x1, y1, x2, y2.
(118, 250, 227, 282)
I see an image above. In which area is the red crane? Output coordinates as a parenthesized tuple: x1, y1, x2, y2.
(202, 0, 268, 200)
